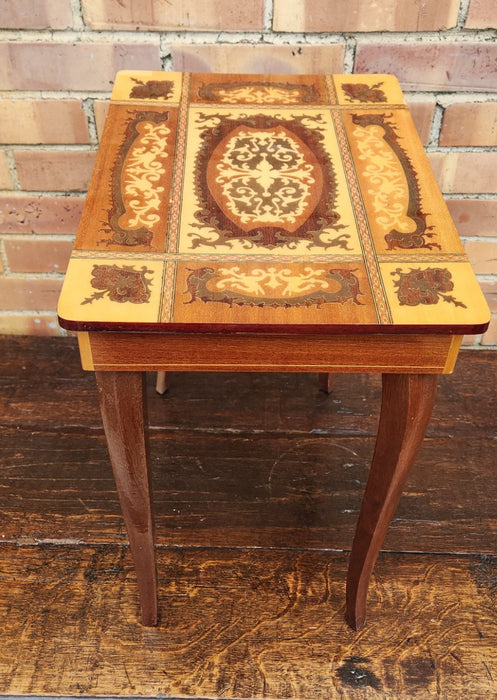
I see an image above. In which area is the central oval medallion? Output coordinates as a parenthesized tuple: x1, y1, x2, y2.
(206, 124, 323, 233)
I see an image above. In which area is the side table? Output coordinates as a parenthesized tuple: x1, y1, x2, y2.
(58, 71, 490, 630)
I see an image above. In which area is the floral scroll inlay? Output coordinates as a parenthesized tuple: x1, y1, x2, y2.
(392, 267, 467, 308)
(130, 78, 175, 100)
(197, 81, 320, 105)
(82, 264, 153, 305)
(212, 126, 321, 231)
(342, 82, 387, 104)
(118, 120, 171, 231)
(351, 113, 439, 251)
(104, 111, 171, 247)
(184, 266, 363, 308)
(191, 112, 349, 251)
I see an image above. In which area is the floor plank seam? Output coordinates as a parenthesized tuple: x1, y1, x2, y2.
(2, 541, 496, 558)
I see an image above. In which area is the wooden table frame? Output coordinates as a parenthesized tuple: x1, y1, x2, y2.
(81, 330, 455, 630)
(59, 70, 490, 632)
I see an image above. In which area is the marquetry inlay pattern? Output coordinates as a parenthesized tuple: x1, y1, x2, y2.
(58, 70, 489, 335)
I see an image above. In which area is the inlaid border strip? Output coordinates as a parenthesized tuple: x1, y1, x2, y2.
(160, 259, 177, 322)
(69, 249, 469, 264)
(68, 250, 365, 263)
(325, 74, 338, 105)
(166, 72, 191, 254)
(331, 109, 393, 325)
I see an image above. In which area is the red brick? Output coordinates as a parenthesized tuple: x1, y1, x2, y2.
(355, 43, 497, 91)
(463, 239, 497, 274)
(0, 312, 63, 336)
(466, 0, 497, 28)
(4, 238, 74, 273)
(440, 102, 497, 146)
(172, 44, 346, 74)
(14, 151, 96, 192)
(461, 336, 479, 347)
(274, 0, 458, 32)
(0, 100, 90, 145)
(82, 0, 264, 30)
(481, 315, 497, 345)
(93, 100, 110, 141)
(479, 280, 497, 313)
(0, 0, 73, 29)
(0, 43, 161, 91)
(446, 199, 497, 237)
(405, 98, 436, 146)
(0, 277, 63, 311)
(428, 152, 497, 194)
(0, 196, 84, 234)
(0, 151, 14, 190)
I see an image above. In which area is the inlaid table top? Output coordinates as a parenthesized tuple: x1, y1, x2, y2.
(57, 71, 490, 336)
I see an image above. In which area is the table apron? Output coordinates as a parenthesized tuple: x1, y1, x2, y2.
(78, 332, 463, 375)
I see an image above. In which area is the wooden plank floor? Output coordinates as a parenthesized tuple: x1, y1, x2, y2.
(0, 336, 496, 698)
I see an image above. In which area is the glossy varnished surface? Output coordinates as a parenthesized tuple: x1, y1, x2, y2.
(1, 337, 496, 697)
(77, 330, 462, 373)
(95, 371, 158, 626)
(57, 71, 489, 335)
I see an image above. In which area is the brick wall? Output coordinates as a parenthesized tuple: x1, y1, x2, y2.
(0, 0, 496, 346)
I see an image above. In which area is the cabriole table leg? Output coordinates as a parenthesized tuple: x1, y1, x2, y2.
(346, 373, 438, 631)
(318, 373, 334, 394)
(95, 368, 439, 629)
(95, 371, 158, 626)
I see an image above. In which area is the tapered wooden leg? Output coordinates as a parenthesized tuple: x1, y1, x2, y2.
(155, 371, 170, 395)
(346, 373, 438, 631)
(318, 373, 333, 393)
(95, 371, 158, 626)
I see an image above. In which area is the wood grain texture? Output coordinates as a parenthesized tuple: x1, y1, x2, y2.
(0, 545, 496, 698)
(3, 337, 495, 438)
(82, 330, 459, 374)
(346, 373, 438, 630)
(1, 338, 496, 554)
(1, 426, 496, 553)
(95, 371, 158, 625)
(0, 337, 496, 696)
